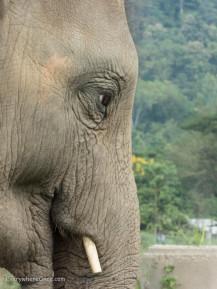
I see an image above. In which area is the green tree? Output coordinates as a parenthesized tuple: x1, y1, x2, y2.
(134, 159, 187, 234)
(133, 80, 189, 130)
(127, 0, 217, 226)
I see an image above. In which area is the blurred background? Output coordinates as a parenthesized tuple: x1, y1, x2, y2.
(126, 0, 217, 250)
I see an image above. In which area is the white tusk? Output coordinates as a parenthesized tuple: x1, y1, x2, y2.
(83, 236, 102, 274)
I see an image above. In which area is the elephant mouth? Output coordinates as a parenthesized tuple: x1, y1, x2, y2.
(55, 224, 102, 276)
(82, 236, 102, 274)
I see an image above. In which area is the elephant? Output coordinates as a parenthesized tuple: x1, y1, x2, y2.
(0, 0, 140, 288)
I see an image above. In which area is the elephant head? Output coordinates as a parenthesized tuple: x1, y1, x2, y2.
(0, 0, 140, 288)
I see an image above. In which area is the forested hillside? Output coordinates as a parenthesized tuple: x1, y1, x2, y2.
(126, 0, 217, 238)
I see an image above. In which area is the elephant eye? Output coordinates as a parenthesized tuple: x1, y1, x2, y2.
(99, 92, 113, 107)
(75, 75, 120, 125)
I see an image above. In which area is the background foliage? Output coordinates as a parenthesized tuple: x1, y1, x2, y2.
(126, 0, 217, 244)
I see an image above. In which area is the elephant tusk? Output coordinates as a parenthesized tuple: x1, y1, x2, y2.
(83, 236, 102, 274)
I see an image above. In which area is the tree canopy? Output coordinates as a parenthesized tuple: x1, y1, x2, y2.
(126, 0, 217, 236)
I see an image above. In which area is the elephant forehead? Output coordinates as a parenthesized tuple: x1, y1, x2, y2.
(5, 0, 137, 79)
(42, 54, 68, 81)
(32, 0, 127, 42)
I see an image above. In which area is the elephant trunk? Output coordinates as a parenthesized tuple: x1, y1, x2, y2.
(52, 141, 140, 288)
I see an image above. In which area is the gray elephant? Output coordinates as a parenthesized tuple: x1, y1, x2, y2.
(0, 0, 140, 288)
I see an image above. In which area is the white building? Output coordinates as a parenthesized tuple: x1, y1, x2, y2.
(189, 218, 217, 239)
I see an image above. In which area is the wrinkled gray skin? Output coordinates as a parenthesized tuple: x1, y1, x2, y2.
(0, 0, 140, 288)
